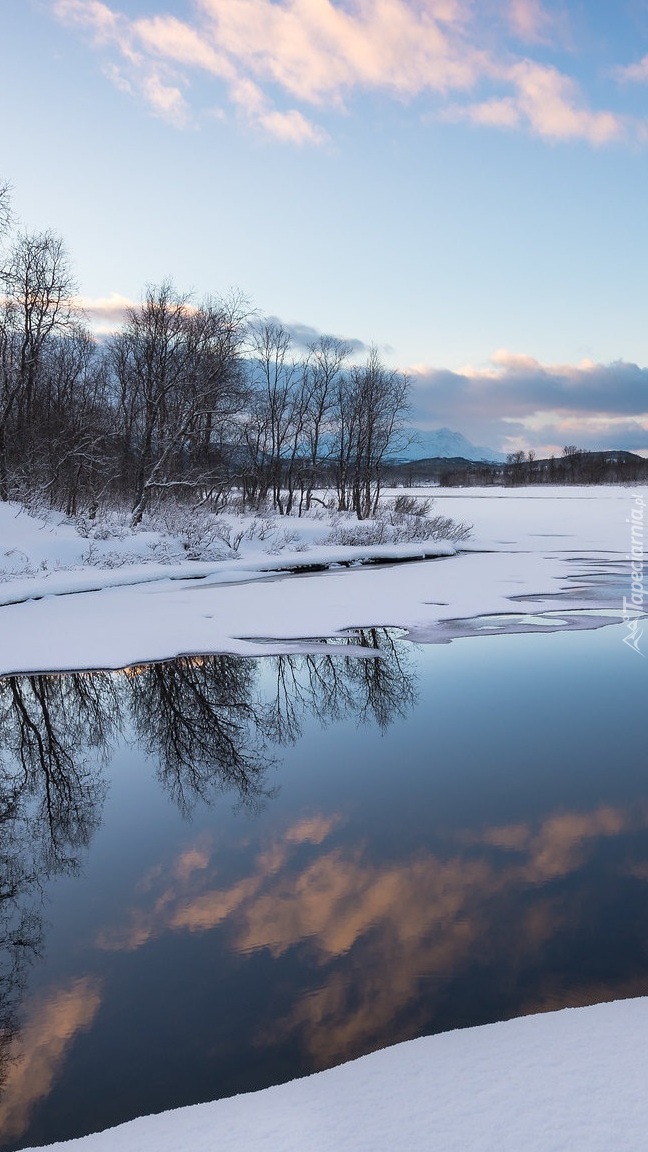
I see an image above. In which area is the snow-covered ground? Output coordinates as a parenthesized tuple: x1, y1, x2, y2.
(0, 486, 645, 676)
(24, 998, 648, 1152)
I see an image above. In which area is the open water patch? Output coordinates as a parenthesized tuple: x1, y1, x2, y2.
(0, 624, 646, 1149)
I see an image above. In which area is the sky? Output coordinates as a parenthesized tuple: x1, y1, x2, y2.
(3, 0, 648, 455)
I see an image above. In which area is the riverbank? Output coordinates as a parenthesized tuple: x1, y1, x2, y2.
(0, 487, 644, 676)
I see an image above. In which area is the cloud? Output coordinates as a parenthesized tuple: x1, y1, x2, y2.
(96, 815, 342, 952)
(508, 60, 623, 144)
(617, 55, 648, 85)
(409, 351, 648, 453)
(75, 291, 138, 332)
(192, 0, 483, 105)
(53, 0, 122, 43)
(264, 316, 368, 354)
(257, 108, 327, 145)
(141, 73, 189, 127)
(507, 0, 557, 45)
(51, 0, 630, 147)
(52, 0, 190, 127)
(450, 61, 625, 144)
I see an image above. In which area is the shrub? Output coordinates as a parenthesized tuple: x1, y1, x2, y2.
(317, 506, 472, 547)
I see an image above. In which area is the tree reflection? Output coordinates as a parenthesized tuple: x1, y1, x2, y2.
(128, 656, 276, 816)
(0, 671, 117, 1088)
(267, 628, 417, 744)
(2, 674, 116, 868)
(127, 630, 417, 813)
(0, 629, 418, 1084)
(0, 783, 41, 1090)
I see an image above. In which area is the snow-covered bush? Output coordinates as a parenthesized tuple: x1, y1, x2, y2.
(244, 518, 307, 554)
(263, 527, 302, 555)
(144, 506, 238, 560)
(83, 544, 137, 568)
(244, 517, 276, 542)
(74, 509, 130, 541)
(316, 520, 391, 547)
(391, 494, 432, 518)
(0, 548, 36, 582)
(317, 503, 472, 546)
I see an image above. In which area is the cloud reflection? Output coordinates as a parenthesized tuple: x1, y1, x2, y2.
(95, 800, 648, 1066)
(0, 978, 102, 1143)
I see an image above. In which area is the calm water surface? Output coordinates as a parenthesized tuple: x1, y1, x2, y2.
(0, 623, 646, 1149)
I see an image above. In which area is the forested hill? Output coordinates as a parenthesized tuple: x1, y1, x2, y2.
(386, 450, 648, 486)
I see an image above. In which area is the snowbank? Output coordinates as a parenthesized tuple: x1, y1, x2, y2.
(0, 487, 644, 675)
(26, 998, 648, 1152)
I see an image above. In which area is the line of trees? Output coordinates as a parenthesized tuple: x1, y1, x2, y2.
(0, 184, 410, 524)
(503, 446, 648, 485)
(399, 446, 648, 486)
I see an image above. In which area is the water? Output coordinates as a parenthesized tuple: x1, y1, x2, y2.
(0, 622, 646, 1149)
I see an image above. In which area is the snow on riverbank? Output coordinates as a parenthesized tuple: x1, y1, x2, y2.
(0, 486, 645, 676)
(25, 998, 648, 1152)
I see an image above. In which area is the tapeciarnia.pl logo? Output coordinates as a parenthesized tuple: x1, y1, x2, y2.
(622, 492, 645, 656)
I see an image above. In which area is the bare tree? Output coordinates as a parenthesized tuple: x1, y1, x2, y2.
(109, 282, 248, 525)
(0, 180, 12, 243)
(244, 321, 306, 514)
(34, 326, 114, 515)
(0, 230, 79, 500)
(300, 335, 350, 513)
(333, 347, 410, 519)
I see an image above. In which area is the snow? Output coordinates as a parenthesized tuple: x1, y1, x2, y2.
(23, 998, 648, 1152)
(0, 486, 645, 675)
(397, 425, 506, 461)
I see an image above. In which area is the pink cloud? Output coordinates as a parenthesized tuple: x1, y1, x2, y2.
(507, 0, 554, 44)
(453, 61, 625, 144)
(509, 60, 623, 144)
(51, 0, 630, 147)
(450, 96, 520, 128)
(75, 292, 137, 332)
(53, 0, 121, 41)
(617, 54, 648, 84)
(141, 73, 189, 127)
(258, 108, 328, 145)
(132, 13, 234, 81)
(195, 0, 483, 103)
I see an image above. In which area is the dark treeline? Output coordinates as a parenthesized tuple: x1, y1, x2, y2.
(0, 186, 409, 524)
(386, 447, 648, 487)
(501, 447, 648, 485)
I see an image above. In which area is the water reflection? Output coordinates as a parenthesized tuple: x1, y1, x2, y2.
(1, 627, 415, 827)
(1, 673, 112, 867)
(268, 628, 417, 743)
(0, 629, 416, 1112)
(0, 979, 102, 1146)
(129, 656, 274, 816)
(4, 624, 646, 1151)
(0, 672, 115, 1094)
(95, 799, 648, 1072)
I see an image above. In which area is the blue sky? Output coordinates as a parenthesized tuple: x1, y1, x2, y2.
(3, 0, 648, 454)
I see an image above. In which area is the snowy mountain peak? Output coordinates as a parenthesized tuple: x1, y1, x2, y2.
(400, 427, 506, 463)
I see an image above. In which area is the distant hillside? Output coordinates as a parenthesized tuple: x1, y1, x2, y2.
(397, 428, 506, 463)
(384, 448, 648, 486)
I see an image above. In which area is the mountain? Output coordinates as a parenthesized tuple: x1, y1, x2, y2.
(396, 427, 506, 463)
